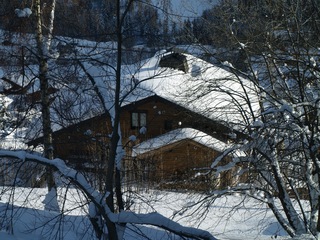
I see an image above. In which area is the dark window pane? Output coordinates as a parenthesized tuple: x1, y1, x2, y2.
(132, 112, 139, 127)
(140, 113, 147, 127)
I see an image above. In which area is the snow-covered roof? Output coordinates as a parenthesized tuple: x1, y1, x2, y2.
(132, 128, 229, 157)
(124, 51, 259, 127)
(0, 32, 258, 147)
(75, 49, 259, 130)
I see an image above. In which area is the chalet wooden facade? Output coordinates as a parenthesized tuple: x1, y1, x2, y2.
(129, 130, 235, 191)
(28, 94, 238, 191)
(27, 50, 255, 191)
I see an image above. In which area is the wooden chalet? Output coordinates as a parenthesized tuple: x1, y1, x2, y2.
(28, 51, 254, 191)
(28, 94, 238, 191)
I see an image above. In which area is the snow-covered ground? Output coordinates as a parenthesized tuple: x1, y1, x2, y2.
(0, 187, 290, 240)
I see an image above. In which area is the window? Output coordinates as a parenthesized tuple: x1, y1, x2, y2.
(131, 112, 147, 129)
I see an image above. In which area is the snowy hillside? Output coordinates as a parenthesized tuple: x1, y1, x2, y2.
(0, 187, 290, 240)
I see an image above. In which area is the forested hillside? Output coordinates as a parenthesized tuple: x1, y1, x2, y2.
(0, 0, 215, 46)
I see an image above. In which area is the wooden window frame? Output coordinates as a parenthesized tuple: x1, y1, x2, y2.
(131, 111, 147, 129)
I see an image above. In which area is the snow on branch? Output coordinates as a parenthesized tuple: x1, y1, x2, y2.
(0, 150, 216, 240)
(211, 146, 240, 169)
(117, 211, 216, 240)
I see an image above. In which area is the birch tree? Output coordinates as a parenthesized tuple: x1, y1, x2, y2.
(34, 0, 58, 211)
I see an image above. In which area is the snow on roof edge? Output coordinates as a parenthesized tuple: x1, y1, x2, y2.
(132, 128, 229, 157)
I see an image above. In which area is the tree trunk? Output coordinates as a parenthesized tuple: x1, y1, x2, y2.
(34, 0, 57, 202)
(104, 1, 135, 238)
(39, 58, 55, 189)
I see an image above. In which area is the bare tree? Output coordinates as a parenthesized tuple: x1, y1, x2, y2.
(33, 0, 60, 212)
(0, 0, 218, 239)
(182, 0, 320, 238)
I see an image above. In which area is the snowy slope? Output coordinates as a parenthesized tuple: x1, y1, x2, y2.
(0, 187, 291, 240)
